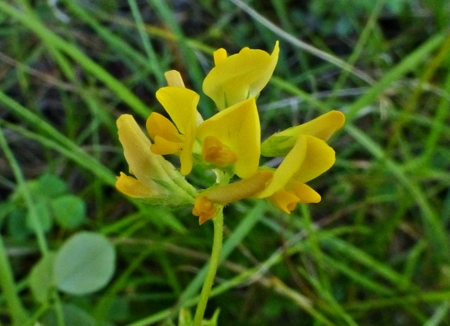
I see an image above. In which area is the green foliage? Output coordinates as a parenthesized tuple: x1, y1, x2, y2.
(29, 252, 56, 303)
(54, 232, 116, 295)
(1, 173, 87, 237)
(0, 0, 449, 325)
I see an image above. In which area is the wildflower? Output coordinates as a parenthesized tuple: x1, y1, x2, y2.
(261, 110, 345, 156)
(203, 41, 280, 110)
(192, 111, 345, 220)
(147, 85, 199, 176)
(115, 114, 196, 206)
(196, 97, 260, 178)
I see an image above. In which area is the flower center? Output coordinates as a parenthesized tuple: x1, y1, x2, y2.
(202, 136, 238, 167)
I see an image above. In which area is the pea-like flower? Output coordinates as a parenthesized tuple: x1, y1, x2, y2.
(116, 42, 345, 225)
(192, 111, 345, 222)
(203, 41, 279, 110)
(115, 114, 196, 206)
(196, 97, 260, 179)
(147, 71, 261, 179)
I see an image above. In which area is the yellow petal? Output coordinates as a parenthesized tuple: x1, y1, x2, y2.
(146, 112, 183, 143)
(115, 172, 154, 198)
(267, 189, 300, 214)
(196, 98, 260, 178)
(203, 41, 280, 110)
(117, 114, 170, 193)
(202, 135, 238, 167)
(204, 170, 273, 204)
(255, 135, 307, 198)
(164, 70, 185, 87)
(156, 87, 199, 135)
(192, 196, 221, 225)
(151, 135, 183, 155)
(213, 48, 227, 66)
(290, 182, 321, 203)
(262, 110, 345, 157)
(292, 135, 335, 184)
(155, 87, 200, 175)
(267, 182, 321, 214)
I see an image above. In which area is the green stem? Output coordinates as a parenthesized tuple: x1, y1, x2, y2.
(0, 236, 28, 326)
(193, 209, 224, 326)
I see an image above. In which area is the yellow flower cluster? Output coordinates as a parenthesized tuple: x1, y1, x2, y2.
(116, 42, 345, 224)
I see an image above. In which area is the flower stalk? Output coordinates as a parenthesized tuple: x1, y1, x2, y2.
(193, 209, 224, 326)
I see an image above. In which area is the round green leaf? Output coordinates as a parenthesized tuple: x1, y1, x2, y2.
(29, 252, 56, 303)
(51, 194, 86, 229)
(26, 201, 52, 232)
(37, 173, 68, 198)
(54, 232, 115, 295)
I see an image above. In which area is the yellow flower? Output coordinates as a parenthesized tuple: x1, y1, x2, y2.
(257, 111, 345, 213)
(192, 111, 345, 218)
(147, 71, 261, 178)
(196, 97, 260, 178)
(203, 41, 280, 110)
(147, 85, 199, 176)
(254, 134, 335, 213)
(261, 110, 345, 157)
(115, 114, 196, 206)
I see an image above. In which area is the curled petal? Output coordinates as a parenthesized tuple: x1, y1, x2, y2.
(196, 98, 260, 178)
(256, 135, 335, 198)
(267, 183, 320, 214)
(202, 136, 238, 167)
(192, 196, 221, 225)
(117, 114, 171, 191)
(146, 113, 184, 155)
(262, 110, 345, 157)
(156, 87, 199, 135)
(116, 172, 157, 198)
(146, 112, 183, 143)
(292, 135, 335, 184)
(155, 87, 200, 175)
(151, 135, 183, 155)
(203, 41, 280, 109)
(290, 182, 321, 203)
(267, 189, 300, 214)
(255, 135, 307, 198)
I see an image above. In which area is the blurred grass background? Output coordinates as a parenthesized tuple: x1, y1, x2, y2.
(1, 0, 450, 325)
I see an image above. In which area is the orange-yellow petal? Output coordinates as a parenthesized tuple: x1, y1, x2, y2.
(151, 135, 183, 155)
(262, 111, 345, 157)
(146, 112, 183, 143)
(196, 98, 260, 178)
(202, 136, 238, 167)
(267, 182, 321, 214)
(115, 172, 154, 198)
(205, 170, 273, 204)
(192, 196, 220, 225)
(203, 42, 280, 110)
(267, 189, 300, 214)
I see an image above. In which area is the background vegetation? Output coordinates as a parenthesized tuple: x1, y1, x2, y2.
(1, 0, 450, 325)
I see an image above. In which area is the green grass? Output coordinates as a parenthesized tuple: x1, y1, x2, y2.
(1, 0, 450, 325)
